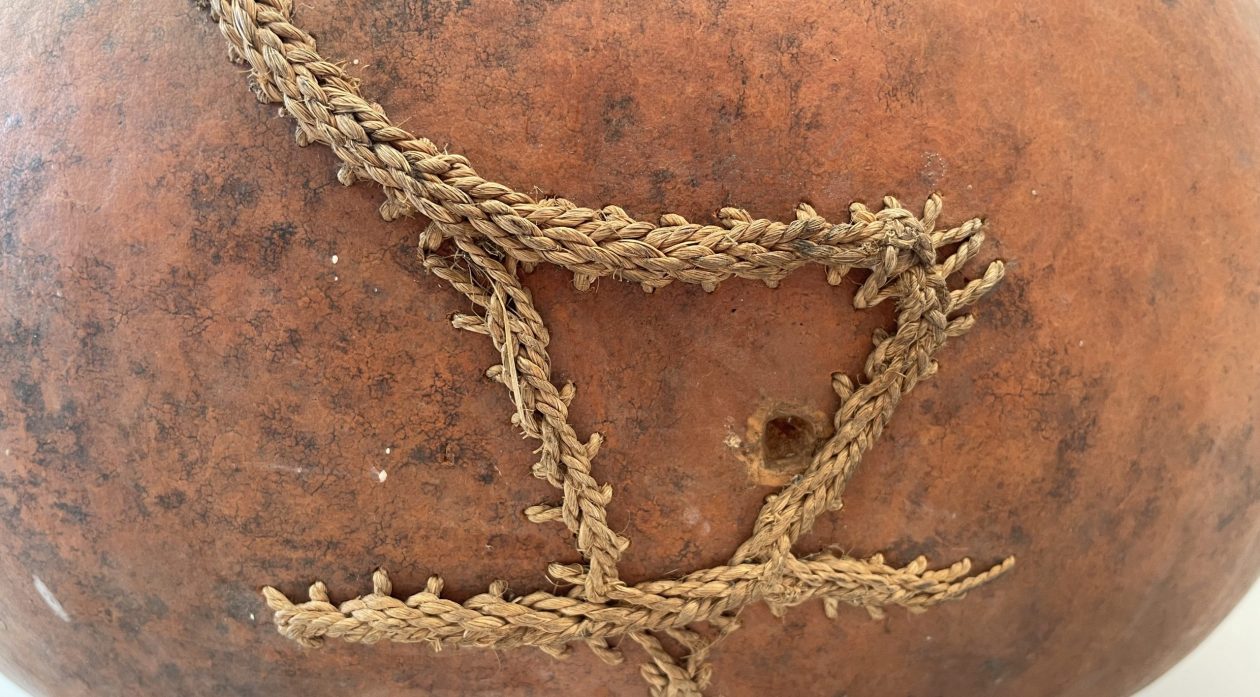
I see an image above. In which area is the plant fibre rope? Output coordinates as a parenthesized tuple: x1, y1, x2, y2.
(202, 1, 1015, 694)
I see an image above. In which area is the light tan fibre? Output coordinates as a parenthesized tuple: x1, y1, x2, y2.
(204, 1, 1015, 694)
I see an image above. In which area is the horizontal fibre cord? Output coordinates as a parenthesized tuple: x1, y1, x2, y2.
(208, 0, 978, 287)
(264, 552, 1013, 647)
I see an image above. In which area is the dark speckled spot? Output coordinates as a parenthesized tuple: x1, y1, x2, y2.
(258, 222, 297, 271)
(884, 535, 942, 562)
(601, 95, 638, 143)
(476, 462, 496, 485)
(10, 376, 42, 410)
(982, 271, 1034, 332)
(52, 502, 89, 525)
(155, 490, 187, 510)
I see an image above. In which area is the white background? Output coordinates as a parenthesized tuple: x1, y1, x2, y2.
(0, 580, 1256, 695)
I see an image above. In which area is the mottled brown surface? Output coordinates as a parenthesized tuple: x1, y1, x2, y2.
(1, 1, 1259, 695)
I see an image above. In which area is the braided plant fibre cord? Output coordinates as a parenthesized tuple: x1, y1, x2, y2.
(203, 1, 1015, 694)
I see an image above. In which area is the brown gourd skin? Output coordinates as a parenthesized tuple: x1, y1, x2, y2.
(1, 1, 1259, 695)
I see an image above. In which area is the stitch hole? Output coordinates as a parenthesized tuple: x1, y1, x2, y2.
(761, 414, 817, 474)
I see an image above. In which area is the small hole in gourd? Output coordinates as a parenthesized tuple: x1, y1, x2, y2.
(761, 414, 817, 474)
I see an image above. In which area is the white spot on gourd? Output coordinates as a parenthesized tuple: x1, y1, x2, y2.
(33, 576, 71, 623)
(682, 506, 711, 535)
